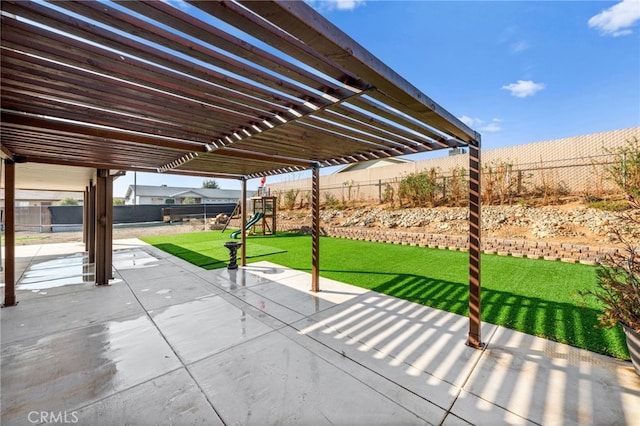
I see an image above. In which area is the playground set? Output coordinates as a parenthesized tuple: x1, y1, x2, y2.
(228, 196, 276, 239)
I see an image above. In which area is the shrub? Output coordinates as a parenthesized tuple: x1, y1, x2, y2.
(382, 182, 395, 206)
(303, 190, 312, 208)
(587, 199, 629, 212)
(582, 158, 608, 200)
(398, 168, 440, 207)
(605, 137, 640, 202)
(284, 189, 299, 210)
(582, 138, 640, 334)
(584, 243, 640, 330)
(323, 192, 340, 208)
(481, 160, 521, 205)
(581, 198, 640, 334)
(533, 162, 568, 205)
(444, 167, 468, 207)
(342, 179, 358, 205)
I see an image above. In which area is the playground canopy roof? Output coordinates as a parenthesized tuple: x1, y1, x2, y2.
(1, 0, 479, 188)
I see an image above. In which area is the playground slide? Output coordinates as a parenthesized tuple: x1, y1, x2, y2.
(230, 212, 265, 239)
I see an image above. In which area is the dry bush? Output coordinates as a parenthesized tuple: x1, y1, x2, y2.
(382, 180, 396, 207)
(323, 192, 339, 208)
(284, 188, 299, 210)
(481, 160, 520, 205)
(605, 137, 640, 202)
(398, 168, 441, 207)
(342, 179, 359, 205)
(443, 167, 468, 207)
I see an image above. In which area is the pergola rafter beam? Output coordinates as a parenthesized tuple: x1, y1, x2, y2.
(239, 0, 479, 144)
(212, 148, 314, 169)
(0, 21, 279, 124)
(205, 82, 373, 154)
(114, 0, 359, 98)
(0, 51, 264, 140)
(188, 0, 368, 92)
(3, 1, 299, 115)
(1, 109, 206, 152)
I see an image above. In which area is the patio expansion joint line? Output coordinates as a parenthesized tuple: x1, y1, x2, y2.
(437, 342, 487, 425)
(118, 269, 229, 426)
(284, 321, 447, 424)
(193, 272, 440, 422)
(55, 365, 187, 421)
(224, 282, 329, 320)
(13, 243, 46, 284)
(436, 324, 537, 426)
(0, 310, 150, 351)
(225, 286, 300, 323)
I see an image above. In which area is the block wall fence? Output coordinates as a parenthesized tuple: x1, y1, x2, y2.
(265, 127, 640, 205)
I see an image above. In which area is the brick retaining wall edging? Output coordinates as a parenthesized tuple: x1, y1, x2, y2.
(229, 219, 619, 265)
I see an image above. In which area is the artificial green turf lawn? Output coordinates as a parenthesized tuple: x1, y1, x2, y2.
(141, 231, 629, 360)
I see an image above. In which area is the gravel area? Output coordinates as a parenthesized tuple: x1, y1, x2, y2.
(279, 203, 639, 249)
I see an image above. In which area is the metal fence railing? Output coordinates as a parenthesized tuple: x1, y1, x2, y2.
(268, 153, 624, 208)
(1, 203, 238, 233)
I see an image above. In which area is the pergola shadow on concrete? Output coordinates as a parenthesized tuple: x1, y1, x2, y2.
(1, 1, 482, 346)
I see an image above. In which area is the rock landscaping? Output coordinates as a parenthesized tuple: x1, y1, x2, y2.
(276, 204, 640, 264)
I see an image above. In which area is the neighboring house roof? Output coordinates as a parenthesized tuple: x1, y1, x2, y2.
(170, 190, 206, 199)
(334, 158, 412, 174)
(125, 185, 246, 200)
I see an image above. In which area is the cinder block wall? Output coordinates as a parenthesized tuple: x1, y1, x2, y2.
(275, 223, 618, 265)
(227, 217, 616, 265)
(266, 127, 640, 205)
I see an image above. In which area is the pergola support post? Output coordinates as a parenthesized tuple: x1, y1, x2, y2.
(311, 164, 320, 292)
(468, 141, 483, 348)
(2, 159, 17, 307)
(240, 177, 247, 266)
(83, 186, 89, 249)
(95, 169, 112, 285)
(87, 181, 96, 263)
(106, 174, 113, 280)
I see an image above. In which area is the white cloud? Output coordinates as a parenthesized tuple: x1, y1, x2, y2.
(458, 116, 502, 133)
(307, 0, 365, 12)
(502, 80, 545, 98)
(480, 120, 502, 133)
(459, 115, 481, 127)
(510, 40, 530, 53)
(334, 0, 365, 11)
(588, 0, 640, 37)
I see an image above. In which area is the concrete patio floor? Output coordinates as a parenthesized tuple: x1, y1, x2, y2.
(1, 239, 639, 425)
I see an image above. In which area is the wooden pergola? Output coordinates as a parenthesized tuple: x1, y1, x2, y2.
(0, 1, 482, 347)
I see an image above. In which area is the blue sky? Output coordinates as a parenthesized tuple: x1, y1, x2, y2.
(113, 0, 640, 197)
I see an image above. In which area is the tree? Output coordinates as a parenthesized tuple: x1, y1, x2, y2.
(202, 179, 220, 189)
(58, 197, 78, 206)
